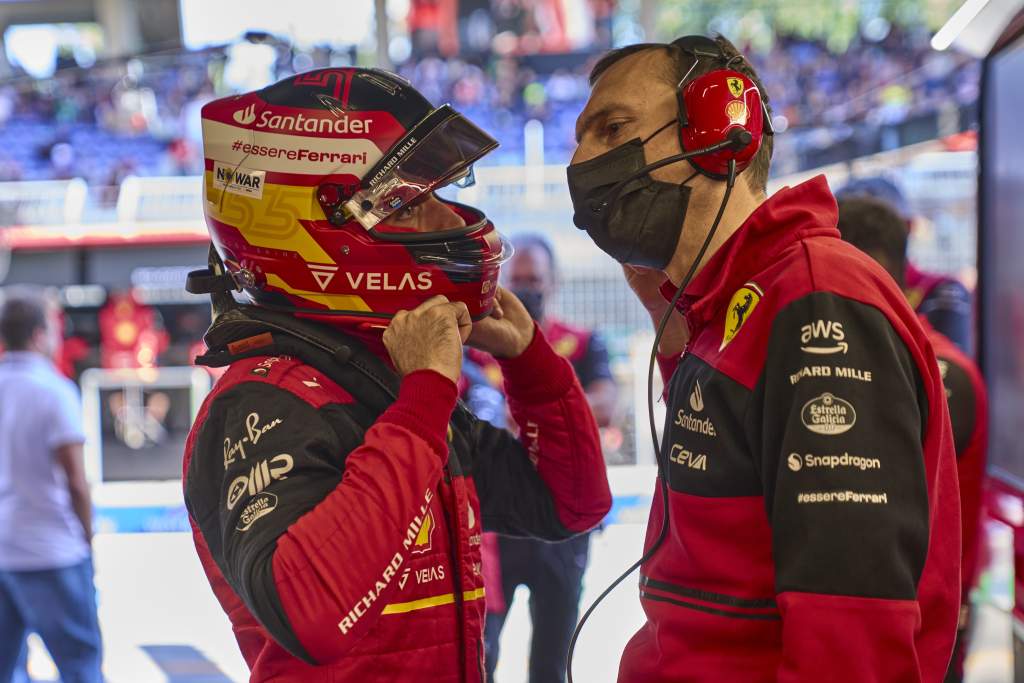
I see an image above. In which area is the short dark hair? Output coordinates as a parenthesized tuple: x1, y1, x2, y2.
(589, 35, 773, 193)
(835, 176, 911, 219)
(0, 288, 48, 351)
(511, 233, 557, 272)
(836, 197, 909, 286)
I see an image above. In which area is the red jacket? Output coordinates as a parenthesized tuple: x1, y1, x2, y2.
(618, 176, 960, 683)
(921, 317, 988, 599)
(182, 325, 611, 682)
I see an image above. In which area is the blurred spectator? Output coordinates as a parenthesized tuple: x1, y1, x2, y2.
(0, 24, 979, 181)
(0, 287, 102, 683)
(835, 176, 974, 353)
(836, 197, 988, 683)
(477, 234, 616, 683)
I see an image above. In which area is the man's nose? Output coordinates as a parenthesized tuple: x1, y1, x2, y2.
(418, 196, 467, 232)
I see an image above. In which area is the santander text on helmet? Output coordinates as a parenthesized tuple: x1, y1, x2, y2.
(240, 107, 373, 135)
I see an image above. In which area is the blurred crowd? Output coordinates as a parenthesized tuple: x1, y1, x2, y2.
(0, 26, 978, 187)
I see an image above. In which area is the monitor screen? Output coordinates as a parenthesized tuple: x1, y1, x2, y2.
(980, 30, 1024, 488)
(80, 367, 211, 483)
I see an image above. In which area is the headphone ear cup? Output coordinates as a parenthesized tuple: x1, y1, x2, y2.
(678, 68, 765, 179)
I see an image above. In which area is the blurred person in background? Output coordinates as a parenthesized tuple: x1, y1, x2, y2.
(835, 176, 973, 354)
(475, 233, 616, 683)
(0, 287, 102, 683)
(569, 34, 959, 681)
(837, 196, 988, 683)
(183, 68, 610, 682)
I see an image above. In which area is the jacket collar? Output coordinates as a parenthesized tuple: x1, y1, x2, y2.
(659, 175, 840, 333)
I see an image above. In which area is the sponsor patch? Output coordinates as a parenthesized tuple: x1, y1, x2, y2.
(689, 380, 704, 412)
(788, 451, 881, 472)
(725, 100, 748, 125)
(800, 319, 848, 355)
(308, 263, 339, 291)
(213, 162, 265, 199)
(800, 393, 856, 435)
(796, 490, 889, 505)
(720, 282, 762, 351)
(226, 453, 294, 510)
(236, 492, 278, 531)
(727, 77, 744, 98)
(338, 552, 404, 635)
(669, 444, 707, 471)
(674, 409, 716, 437)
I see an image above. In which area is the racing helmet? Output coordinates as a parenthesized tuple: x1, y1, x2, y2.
(198, 68, 508, 326)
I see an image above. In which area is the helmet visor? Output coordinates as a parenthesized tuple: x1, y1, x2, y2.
(345, 105, 498, 230)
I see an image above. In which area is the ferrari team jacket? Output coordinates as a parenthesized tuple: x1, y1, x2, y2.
(618, 176, 961, 683)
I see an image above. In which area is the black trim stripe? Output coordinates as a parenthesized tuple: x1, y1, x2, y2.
(641, 576, 777, 609)
(640, 591, 781, 621)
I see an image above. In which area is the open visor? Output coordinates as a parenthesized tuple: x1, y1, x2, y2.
(345, 104, 499, 230)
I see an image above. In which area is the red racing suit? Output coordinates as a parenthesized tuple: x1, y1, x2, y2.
(182, 322, 611, 682)
(921, 317, 988, 678)
(618, 176, 960, 683)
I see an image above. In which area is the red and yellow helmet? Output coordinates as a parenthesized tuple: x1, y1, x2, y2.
(200, 68, 509, 327)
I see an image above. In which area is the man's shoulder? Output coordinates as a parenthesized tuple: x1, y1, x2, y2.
(209, 354, 356, 410)
(751, 234, 907, 319)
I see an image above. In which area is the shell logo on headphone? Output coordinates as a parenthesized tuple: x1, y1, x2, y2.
(725, 100, 748, 125)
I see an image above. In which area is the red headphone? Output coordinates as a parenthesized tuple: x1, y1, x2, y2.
(671, 35, 774, 179)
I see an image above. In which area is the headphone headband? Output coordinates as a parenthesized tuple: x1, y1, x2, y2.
(667, 35, 773, 180)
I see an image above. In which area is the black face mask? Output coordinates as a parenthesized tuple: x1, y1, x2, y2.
(512, 289, 545, 322)
(567, 121, 698, 270)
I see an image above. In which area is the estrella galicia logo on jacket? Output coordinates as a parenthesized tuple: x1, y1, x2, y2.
(800, 319, 848, 355)
(800, 393, 856, 435)
(236, 492, 278, 531)
(226, 453, 294, 510)
(689, 380, 704, 412)
(720, 282, 763, 351)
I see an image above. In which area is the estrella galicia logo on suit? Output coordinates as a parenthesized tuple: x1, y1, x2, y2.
(720, 282, 763, 351)
(236, 492, 278, 531)
(800, 393, 856, 435)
